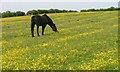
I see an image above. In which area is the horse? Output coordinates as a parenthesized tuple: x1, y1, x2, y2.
(31, 14, 58, 37)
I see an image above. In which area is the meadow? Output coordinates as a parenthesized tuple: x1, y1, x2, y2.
(1, 11, 118, 70)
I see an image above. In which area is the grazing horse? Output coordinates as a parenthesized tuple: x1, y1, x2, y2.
(31, 14, 58, 37)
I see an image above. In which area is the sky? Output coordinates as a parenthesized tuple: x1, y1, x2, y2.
(1, 0, 119, 2)
(0, 0, 119, 13)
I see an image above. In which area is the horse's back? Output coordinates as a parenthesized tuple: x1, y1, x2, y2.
(31, 14, 53, 26)
(31, 15, 43, 26)
(41, 16, 49, 24)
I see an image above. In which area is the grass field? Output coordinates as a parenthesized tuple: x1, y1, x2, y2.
(1, 11, 118, 70)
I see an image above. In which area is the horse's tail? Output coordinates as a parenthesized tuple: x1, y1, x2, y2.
(31, 16, 36, 37)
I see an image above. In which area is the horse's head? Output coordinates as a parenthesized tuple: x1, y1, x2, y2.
(44, 14, 58, 32)
(50, 23, 58, 32)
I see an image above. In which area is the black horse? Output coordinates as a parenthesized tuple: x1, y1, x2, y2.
(31, 14, 58, 37)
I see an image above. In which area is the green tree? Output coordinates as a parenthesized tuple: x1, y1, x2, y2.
(48, 9, 55, 13)
(26, 10, 38, 15)
(16, 11, 25, 16)
(26, 10, 33, 15)
(2, 11, 14, 18)
(81, 10, 87, 12)
(0, 12, 2, 18)
(38, 9, 48, 14)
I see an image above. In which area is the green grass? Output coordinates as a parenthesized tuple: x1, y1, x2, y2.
(1, 11, 118, 70)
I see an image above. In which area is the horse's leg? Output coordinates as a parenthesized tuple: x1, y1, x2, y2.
(42, 25, 46, 35)
(31, 22, 35, 37)
(37, 25, 40, 36)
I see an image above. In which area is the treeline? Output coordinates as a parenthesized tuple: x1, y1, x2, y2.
(1, 11, 25, 18)
(81, 7, 120, 12)
(26, 9, 77, 15)
(0, 9, 77, 18)
(1, 7, 120, 18)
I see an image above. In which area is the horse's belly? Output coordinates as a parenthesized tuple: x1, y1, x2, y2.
(36, 23, 45, 26)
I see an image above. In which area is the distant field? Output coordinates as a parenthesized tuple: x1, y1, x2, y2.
(1, 11, 118, 70)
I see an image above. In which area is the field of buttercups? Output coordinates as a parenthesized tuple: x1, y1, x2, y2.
(1, 11, 118, 70)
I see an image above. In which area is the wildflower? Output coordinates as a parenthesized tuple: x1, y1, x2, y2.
(42, 43, 48, 47)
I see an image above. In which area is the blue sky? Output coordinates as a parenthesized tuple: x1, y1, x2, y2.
(0, 1, 119, 13)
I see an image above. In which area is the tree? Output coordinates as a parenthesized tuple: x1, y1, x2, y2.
(2, 11, 14, 18)
(12, 12, 16, 16)
(87, 9, 96, 11)
(16, 11, 25, 16)
(0, 12, 2, 18)
(81, 10, 87, 12)
(107, 6, 115, 11)
(37, 9, 48, 14)
(62, 10, 68, 13)
(48, 9, 55, 13)
(68, 10, 77, 12)
(26, 10, 33, 15)
(26, 10, 38, 15)
(32, 10, 38, 15)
